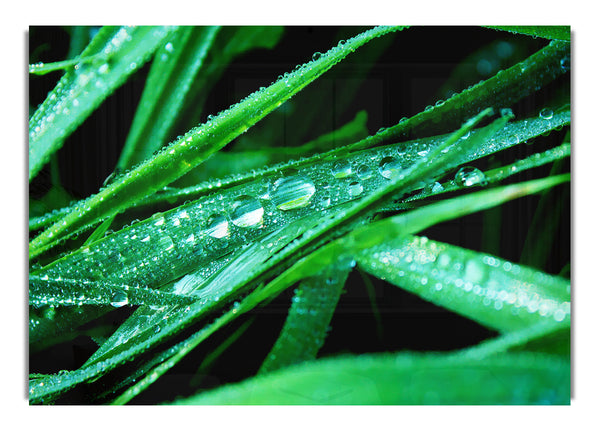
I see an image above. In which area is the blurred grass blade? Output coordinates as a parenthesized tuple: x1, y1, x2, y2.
(172, 351, 569, 405)
(259, 265, 350, 374)
(29, 26, 176, 181)
(484, 26, 571, 41)
(116, 26, 220, 170)
(29, 25, 406, 259)
(356, 235, 570, 332)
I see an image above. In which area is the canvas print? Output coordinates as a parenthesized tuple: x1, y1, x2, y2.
(29, 26, 570, 405)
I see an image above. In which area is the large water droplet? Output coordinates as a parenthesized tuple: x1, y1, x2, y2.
(110, 291, 128, 308)
(231, 195, 264, 228)
(348, 181, 364, 197)
(455, 167, 488, 187)
(206, 214, 229, 238)
(331, 161, 352, 178)
(269, 175, 316, 210)
(539, 108, 554, 120)
(378, 157, 403, 179)
(356, 164, 372, 180)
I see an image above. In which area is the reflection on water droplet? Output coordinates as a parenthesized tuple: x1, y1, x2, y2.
(269, 175, 316, 210)
(455, 166, 488, 187)
(206, 214, 229, 238)
(356, 164, 372, 180)
(331, 161, 352, 178)
(111, 291, 128, 307)
(424, 182, 444, 194)
(348, 181, 363, 197)
(539, 108, 554, 120)
(231, 195, 264, 228)
(319, 193, 331, 208)
(378, 157, 403, 179)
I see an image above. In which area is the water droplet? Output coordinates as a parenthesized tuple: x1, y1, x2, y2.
(348, 181, 363, 197)
(98, 63, 109, 74)
(560, 55, 570, 71)
(206, 214, 229, 238)
(331, 161, 352, 178)
(378, 157, 403, 179)
(231, 195, 264, 228)
(110, 291, 128, 307)
(454, 166, 488, 187)
(539, 108, 553, 120)
(165, 42, 174, 52)
(356, 164, 372, 180)
(500, 108, 513, 117)
(312, 52, 322, 61)
(424, 182, 444, 194)
(269, 175, 316, 210)
(319, 194, 331, 208)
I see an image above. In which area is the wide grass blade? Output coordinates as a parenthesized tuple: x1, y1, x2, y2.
(29, 26, 176, 181)
(356, 235, 570, 332)
(172, 351, 569, 405)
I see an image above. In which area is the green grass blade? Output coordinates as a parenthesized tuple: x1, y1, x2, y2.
(175, 26, 285, 134)
(29, 274, 195, 308)
(484, 26, 570, 41)
(258, 265, 350, 374)
(116, 26, 220, 170)
(29, 25, 406, 259)
(356, 235, 570, 332)
(29, 26, 176, 181)
(172, 351, 569, 405)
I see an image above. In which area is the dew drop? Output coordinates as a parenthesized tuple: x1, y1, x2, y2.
(378, 157, 403, 179)
(356, 164, 372, 180)
(424, 182, 444, 194)
(206, 214, 229, 238)
(269, 175, 316, 210)
(348, 181, 364, 197)
(539, 108, 554, 120)
(231, 195, 264, 228)
(560, 55, 570, 71)
(454, 166, 488, 187)
(312, 52, 322, 61)
(331, 161, 352, 178)
(319, 193, 331, 208)
(110, 291, 128, 308)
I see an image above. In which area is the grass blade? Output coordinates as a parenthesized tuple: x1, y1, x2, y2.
(356, 235, 570, 332)
(29, 26, 176, 181)
(172, 351, 569, 405)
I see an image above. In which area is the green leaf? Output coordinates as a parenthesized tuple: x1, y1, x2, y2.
(172, 351, 569, 405)
(29, 26, 176, 181)
(356, 235, 570, 332)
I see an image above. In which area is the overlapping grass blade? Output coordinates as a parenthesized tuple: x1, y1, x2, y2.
(172, 351, 569, 405)
(116, 26, 220, 170)
(29, 25, 406, 259)
(29, 26, 176, 181)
